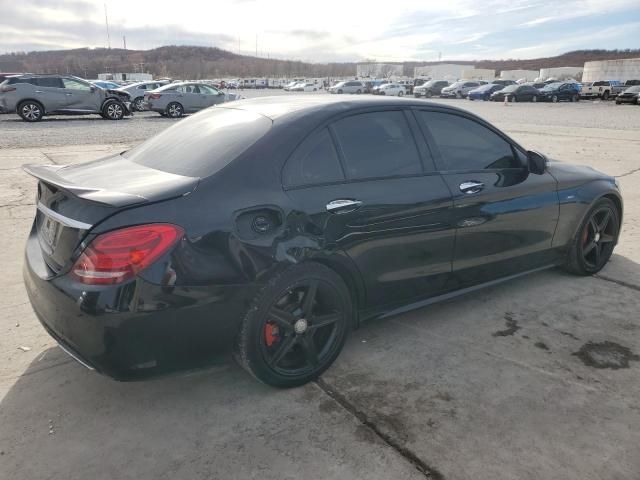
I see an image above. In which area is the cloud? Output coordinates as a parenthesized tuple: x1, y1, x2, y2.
(0, 0, 638, 61)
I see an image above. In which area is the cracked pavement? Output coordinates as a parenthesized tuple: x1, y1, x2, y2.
(1, 98, 639, 480)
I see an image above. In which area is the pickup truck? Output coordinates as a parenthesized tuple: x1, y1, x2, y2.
(586, 80, 624, 100)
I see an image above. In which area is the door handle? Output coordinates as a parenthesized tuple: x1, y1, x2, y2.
(459, 181, 484, 194)
(35, 90, 44, 93)
(326, 199, 363, 214)
(65, 93, 73, 96)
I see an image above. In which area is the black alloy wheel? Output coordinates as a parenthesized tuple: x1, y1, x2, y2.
(236, 263, 351, 387)
(565, 198, 619, 275)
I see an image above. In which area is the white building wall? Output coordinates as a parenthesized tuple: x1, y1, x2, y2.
(98, 72, 153, 82)
(582, 58, 640, 82)
(356, 63, 404, 78)
(462, 68, 495, 81)
(414, 64, 470, 81)
(538, 66, 583, 81)
(500, 69, 538, 81)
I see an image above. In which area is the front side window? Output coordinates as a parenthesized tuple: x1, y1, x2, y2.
(332, 111, 422, 180)
(62, 78, 92, 91)
(283, 128, 344, 187)
(417, 111, 520, 171)
(199, 85, 218, 95)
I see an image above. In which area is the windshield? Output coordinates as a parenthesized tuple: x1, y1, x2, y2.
(447, 82, 462, 88)
(502, 85, 518, 92)
(624, 86, 640, 93)
(593, 81, 609, 86)
(541, 82, 562, 90)
(122, 107, 272, 177)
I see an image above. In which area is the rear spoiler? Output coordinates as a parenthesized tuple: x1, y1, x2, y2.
(23, 164, 147, 207)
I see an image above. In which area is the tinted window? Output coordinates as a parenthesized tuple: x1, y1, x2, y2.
(333, 111, 422, 180)
(418, 111, 520, 171)
(283, 129, 344, 186)
(35, 77, 64, 88)
(122, 108, 272, 177)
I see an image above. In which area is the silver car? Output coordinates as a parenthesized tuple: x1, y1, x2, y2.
(328, 80, 365, 94)
(144, 82, 242, 118)
(0, 74, 132, 122)
(117, 80, 170, 111)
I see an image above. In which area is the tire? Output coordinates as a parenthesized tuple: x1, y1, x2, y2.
(17, 100, 44, 122)
(552, 95, 558, 103)
(456, 91, 463, 99)
(510, 95, 517, 103)
(102, 100, 125, 120)
(398, 91, 404, 97)
(414, 93, 421, 98)
(166, 102, 184, 118)
(235, 263, 352, 388)
(426, 91, 432, 98)
(532, 95, 537, 103)
(571, 94, 577, 102)
(356, 89, 361, 94)
(602, 91, 610, 101)
(132, 96, 145, 111)
(337, 89, 343, 94)
(564, 198, 620, 276)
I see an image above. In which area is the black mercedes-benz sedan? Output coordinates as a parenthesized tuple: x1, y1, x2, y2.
(23, 96, 623, 387)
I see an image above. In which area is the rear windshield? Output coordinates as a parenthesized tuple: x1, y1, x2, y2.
(122, 107, 272, 177)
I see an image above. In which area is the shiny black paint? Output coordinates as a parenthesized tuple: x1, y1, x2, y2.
(23, 96, 623, 379)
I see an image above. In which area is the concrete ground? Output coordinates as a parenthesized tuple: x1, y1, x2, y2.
(1, 95, 639, 480)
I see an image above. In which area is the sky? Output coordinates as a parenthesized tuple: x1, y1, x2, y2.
(1, 0, 639, 62)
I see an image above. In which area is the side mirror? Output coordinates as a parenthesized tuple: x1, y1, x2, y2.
(527, 150, 547, 175)
(90, 86, 96, 92)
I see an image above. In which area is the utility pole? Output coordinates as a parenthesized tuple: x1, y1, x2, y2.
(104, 3, 111, 49)
(123, 36, 126, 50)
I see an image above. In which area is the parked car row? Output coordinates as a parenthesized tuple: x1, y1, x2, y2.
(0, 74, 245, 121)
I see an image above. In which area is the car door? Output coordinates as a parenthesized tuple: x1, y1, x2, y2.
(61, 77, 100, 111)
(33, 77, 67, 112)
(199, 85, 225, 107)
(283, 109, 455, 310)
(177, 84, 199, 112)
(414, 109, 559, 288)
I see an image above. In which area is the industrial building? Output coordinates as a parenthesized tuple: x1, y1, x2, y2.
(538, 67, 583, 81)
(582, 58, 640, 82)
(98, 72, 153, 82)
(356, 63, 404, 78)
(462, 68, 495, 81)
(414, 64, 469, 81)
(500, 69, 538, 81)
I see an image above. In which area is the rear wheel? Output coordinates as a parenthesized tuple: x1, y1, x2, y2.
(235, 263, 352, 387)
(337, 89, 343, 94)
(532, 95, 538, 103)
(398, 90, 404, 97)
(602, 91, 610, 101)
(571, 94, 578, 102)
(552, 95, 559, 103)
(564, 198, 619, 275)
(356, 89, 361, 94)
(425, 91, 432, 98)
(17, 101, 44, 122)
(510, 95, 517, 102)
(166, 102, 184, 118)
(102, 100, 124, 120)
(132, 96, 145, 111)
(456, 91, 463, 99)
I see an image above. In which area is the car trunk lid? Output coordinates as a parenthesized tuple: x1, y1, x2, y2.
(24, 155, 199, 274)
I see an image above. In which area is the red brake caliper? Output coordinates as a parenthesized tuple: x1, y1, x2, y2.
(264, 323, 280, 347)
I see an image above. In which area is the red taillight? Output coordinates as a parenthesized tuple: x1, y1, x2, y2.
(148, 93, 161, 99)
(71, 224, 183, 285)
(0, 85, 16, 93)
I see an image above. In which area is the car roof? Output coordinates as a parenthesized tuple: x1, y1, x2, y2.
(217, 95, 471, 121)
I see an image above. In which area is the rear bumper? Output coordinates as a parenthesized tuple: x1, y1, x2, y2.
(23, 234, 259, 380)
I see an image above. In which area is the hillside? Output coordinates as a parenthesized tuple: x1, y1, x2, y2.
(1, 46, 638, 79)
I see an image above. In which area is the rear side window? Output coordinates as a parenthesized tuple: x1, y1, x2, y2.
(332, 111, 422, 180)
(417, 111, 520, 171)
(123, 108, 272, 177)
(283, 129, 344, 187)
(35, 77, 64, 88)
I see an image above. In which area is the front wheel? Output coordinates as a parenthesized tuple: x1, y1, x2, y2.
(337, 89, 343, 94)
(552, 95, 559, 103)
(571, 94, 578, 102)
(398, 90, 404, 97)
(102, 101, 125, 120)
(564, 198, 619, 275)
(235, 263, 352, 387)
(356, 89, 361, 94)
(456, 91, 463, 99)
(166, 102, 184, 118)
(602, 91, 610, 100)
(532, 95, 537, 103)
(510, 95, 517, 103)
(17, 100, 44, 122)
